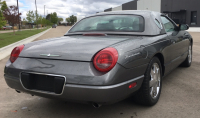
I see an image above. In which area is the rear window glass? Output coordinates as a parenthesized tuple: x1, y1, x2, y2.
(69, 15, 144, 32)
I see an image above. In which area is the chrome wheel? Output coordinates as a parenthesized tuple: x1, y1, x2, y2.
(188, 45, 192, 63)
(149, 63, 161, 99)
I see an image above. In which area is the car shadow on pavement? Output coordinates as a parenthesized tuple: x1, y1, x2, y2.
(15, 97, 145, 118)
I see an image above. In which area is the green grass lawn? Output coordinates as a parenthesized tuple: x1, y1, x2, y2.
(0, 28, 49, 48)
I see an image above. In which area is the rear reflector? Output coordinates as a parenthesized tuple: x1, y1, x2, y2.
(129, 82, 137, 89)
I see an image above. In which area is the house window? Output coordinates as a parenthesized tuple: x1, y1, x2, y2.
(191, 11, 197, 25)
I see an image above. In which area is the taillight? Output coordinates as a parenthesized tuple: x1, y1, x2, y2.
(10, 45, 24, 63)
(93, 47, 118, 72)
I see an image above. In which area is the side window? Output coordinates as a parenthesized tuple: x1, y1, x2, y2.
(161, 16, 175, 32)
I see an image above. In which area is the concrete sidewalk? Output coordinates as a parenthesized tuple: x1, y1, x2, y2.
(0, 28, 51, 60)
(0, 28, 47, 34)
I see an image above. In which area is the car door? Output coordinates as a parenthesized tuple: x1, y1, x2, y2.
(160, 16, 187, 70)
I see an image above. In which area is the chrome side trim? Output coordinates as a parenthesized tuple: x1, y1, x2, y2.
(65, 75, 144, 89)
(19, 72, 66, 96)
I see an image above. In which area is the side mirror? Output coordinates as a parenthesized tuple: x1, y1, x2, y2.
(179, 24, 189, 31)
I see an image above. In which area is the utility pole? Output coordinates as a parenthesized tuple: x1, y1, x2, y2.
(35, 0, 38, 29)
(44, 5, 45, 27)
(44, 5, 46, 18)
(17, 0, 20, 30)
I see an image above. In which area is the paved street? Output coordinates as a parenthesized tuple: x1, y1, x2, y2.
(0, 26, 200, 118)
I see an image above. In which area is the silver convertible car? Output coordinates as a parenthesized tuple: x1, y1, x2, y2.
(4, 11, 192, 107)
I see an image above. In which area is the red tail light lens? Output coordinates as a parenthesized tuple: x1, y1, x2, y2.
(93, 47, 118, 72)
(10, 45, 24, 63)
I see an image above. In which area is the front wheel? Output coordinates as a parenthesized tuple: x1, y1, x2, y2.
(133, 57, 162, 106)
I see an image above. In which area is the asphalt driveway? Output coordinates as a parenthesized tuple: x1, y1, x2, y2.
(0, 26, 200, 118)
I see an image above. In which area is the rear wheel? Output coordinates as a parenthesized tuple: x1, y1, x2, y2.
(181, 44, 192, 67)
(134, 57, 162, 106)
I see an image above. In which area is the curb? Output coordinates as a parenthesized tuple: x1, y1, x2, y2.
(0, 28, 51, 61)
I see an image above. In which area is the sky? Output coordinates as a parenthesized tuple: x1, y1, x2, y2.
(5, 0, 133, 21)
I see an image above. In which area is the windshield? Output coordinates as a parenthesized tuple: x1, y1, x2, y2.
(69, 15, 144, 33)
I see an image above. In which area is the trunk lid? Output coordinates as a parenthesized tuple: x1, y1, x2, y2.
(20, 36, 130, 61)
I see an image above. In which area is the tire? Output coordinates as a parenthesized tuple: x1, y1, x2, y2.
(180, 44, 192, 67)
(133, 57, 162, 106)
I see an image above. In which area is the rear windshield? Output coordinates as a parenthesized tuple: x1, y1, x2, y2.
(69, 15, 144, 33)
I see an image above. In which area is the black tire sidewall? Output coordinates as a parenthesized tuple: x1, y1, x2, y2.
(144, 57, 162, 105)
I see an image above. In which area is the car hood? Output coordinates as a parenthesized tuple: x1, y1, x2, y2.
(19, 36, 131, 61)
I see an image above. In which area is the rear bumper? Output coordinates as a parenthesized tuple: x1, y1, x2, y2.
(4, 74, 144, 104)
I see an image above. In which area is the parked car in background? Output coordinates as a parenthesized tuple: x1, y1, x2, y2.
(6, 26, 12, 30)
(52, 24, 56, 28)
(0, 26, 6, 30)
(4, 10, 193, 107)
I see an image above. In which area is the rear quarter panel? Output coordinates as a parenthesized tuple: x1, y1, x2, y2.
(113, 35, 171, 74)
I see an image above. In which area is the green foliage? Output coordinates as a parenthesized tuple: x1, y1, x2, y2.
(46, 19, 53, 26)
(66, 18, 70, 23)
(0, 11, 6, 28)
(70, 15, 77, 25)
(37, 15, 43, 24)
(1, 1, 7, 11)
(0, 0, 6, 28)
(66, 15, 77, 25)
(26, 10, 34, 23)
(41, 18, 47, 26)
(22, 18, 27, 25)
(46, 14, 51, 21)
(50, 12, 58, 24)
(58, 18, 63, 23)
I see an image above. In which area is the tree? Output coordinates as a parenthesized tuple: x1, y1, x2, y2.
(50, 12, 58, 24)
(46, 14, 51, 21)
(37, 15, 42, 24)
(58, 17, 63, 23)
(0, 11, 6, 28)
(66, 15, 77, 25)
(26, 10, 34, 29)
(70, 15, 77, 25)
(0, 0, 6, 28)
(41, 17, 46, 26)
(3, 5, 21, 35)
(1, 0, 8, 11)
(66, 17, 70, 24)
(22, 18, 27, 25)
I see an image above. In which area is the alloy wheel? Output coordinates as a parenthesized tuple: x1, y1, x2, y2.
(149, 63, 161, 99)
(188, 45, 192, 63)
